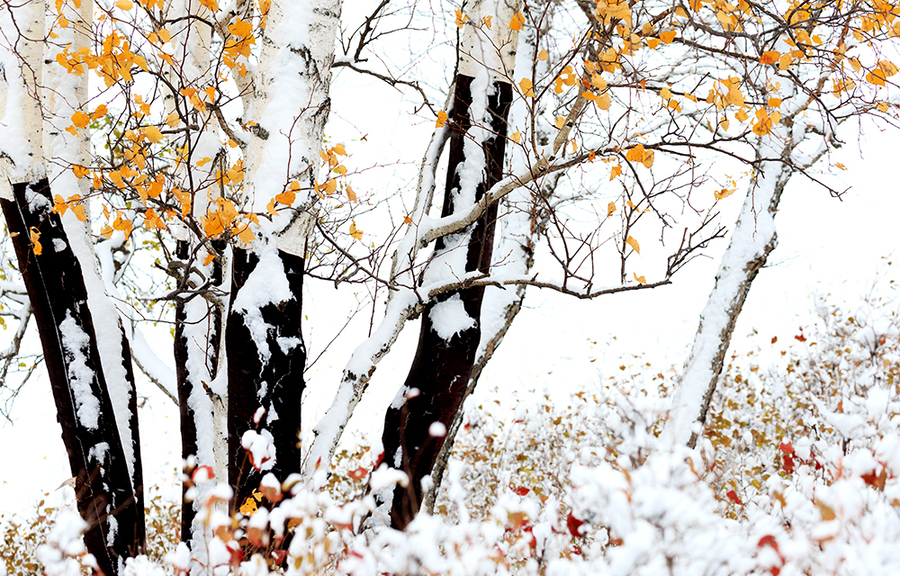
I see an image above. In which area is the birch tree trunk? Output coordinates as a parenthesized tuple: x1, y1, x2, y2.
(377, 0, 518, 528)
(664, 136, 793, 448)
(227, 0, 340, 512)
(1, 2, 144, 572)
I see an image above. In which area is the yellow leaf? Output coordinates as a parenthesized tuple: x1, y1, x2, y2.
(625, 145, 644, 162)
(143, 126, 164, 143)
(71, 111, 90, 129)
(166, 112, 180, 127)
(735, 108, 749, 122)
(880, 60, 900, 77)
(349, 221, 363, 241)
(660, 87, 672, 99)
(333, 143, 347, 156)
(675, 6, 688, 17)
(633, 272, 646, 284)
(482, 15, 492, 29)
(266, 198, 278, 216)
(91, 105, 108, 120)
(519, 77, 534, 97)
(610, 164, 622, 180)
(607, 201, 616, 216)
(455, 9, 467, 28)
(510, 131, 521, 143)
(29, 227, 42, 256)
(626, 235, 640, 254)
(275, 189, 296, 206)
(556, 116, 565, 129)
(768, 97, 782, 107)
(72, 164, 89, 179)
(199, 0, 218, 10)
(236, 222, 255, 244)
(642, 149, 654, 168)
(659, 30, 677, 43)
(759, 50, 780, 65)
(346, 186, 357, 202)
(510, 13, 525, 31)
(115, 0, 133, 9)
(834, 162, 847, 170)
(157, 28, 171, 43)
(714, 188, 736, 200)
(538, 49, 548, 61)
(595, 92, 611, 110)
(100, 224, 114, 239)
(196, 157, 212, 167)
(240, 497, 258, 516)
(877, 102, 889, 113)
(436, 110, 448, 128)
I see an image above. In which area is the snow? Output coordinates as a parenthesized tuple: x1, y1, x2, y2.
(429, 294, 476, 340)
(232, 245, 294, 363)
(241, 429, 276, 471)
(58, 312, 100, 431)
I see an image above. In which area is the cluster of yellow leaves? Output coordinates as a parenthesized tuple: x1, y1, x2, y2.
(53, 194, 87, 222)
(625, 144, 654, 168)
(29, 227, 42, 256)
(100, 210, 134, 240)
(56, 30, 148, 87)
(319, 144, 355, 202)
(202, 198, 256, 244)
(224, 18, 255, 72)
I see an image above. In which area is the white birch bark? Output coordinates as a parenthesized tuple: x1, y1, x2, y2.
(0, 0, 45, 193)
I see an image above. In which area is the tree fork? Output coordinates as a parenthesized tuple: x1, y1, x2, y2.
(380, 73, 513, 529)
(1, 180, 144, 575)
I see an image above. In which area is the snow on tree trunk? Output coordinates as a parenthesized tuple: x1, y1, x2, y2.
(227, 0, 340, 513)
(665, 137, 792, 448)
(376, 0, 518, 528)
(0, 182, 144, 575)
(426, 11, 544, 510)
(1, 2, 143, 573)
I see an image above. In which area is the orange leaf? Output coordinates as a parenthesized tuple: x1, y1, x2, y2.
(71, 111, 90, 129)
(510, 13, 525, 31)
(659, 30, 677, 43)
(436, 110, 448, 128)
(519, 77, 534, 97)
(759, 50, 780, 65)
(346, 185, 357, 202)
(29, 227, 42, 256)
(626, 235, 640, 254)
(633, 272, 646, 284)
(607, 201, 616, 216)
(349, 221, 363, 241)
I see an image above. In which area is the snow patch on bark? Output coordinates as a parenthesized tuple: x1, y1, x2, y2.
(429, 294, 476, 340)
(232, 246, 294, 363)
(59, 312, 100, 430)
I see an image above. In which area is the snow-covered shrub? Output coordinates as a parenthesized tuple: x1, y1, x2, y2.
(8, 286, 900, 575)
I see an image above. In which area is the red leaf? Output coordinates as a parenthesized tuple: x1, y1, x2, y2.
(567, 511, 584, 538)
(757, 534, 779, 551)
(794, 334, 807, 342)
(348, 467, 367, 480)
(513, 486, 530, 496)
(191, 465, 214, 482)
(779, 441, 794, 455)
(726, 490, 743, 505)
(782, 454, 795, 474)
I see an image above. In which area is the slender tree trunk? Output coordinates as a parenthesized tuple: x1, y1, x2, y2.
(1, 181, 143, 575)
(665, 140, 792, 447)
(379, 71, 513, 528)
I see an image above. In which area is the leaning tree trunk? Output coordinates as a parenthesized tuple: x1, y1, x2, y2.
(0, 181, 144, 575)
(378, 0, 518, 527)
(664, 137, 793, 448)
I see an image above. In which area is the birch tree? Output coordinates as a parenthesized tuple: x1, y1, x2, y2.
(1, 0, 898, 569)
